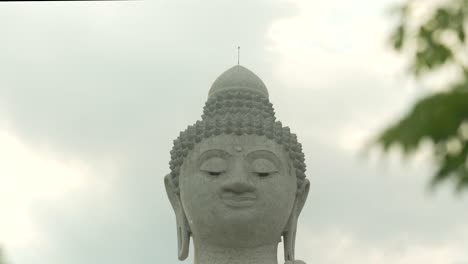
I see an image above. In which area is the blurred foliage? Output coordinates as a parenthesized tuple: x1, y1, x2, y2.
(378, 0, 468, 191)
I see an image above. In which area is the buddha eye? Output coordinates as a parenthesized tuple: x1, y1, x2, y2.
(252, 158, 278, 178)
(200, 157, 228, 177)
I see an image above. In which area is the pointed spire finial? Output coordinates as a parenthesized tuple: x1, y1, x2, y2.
(237, 46, 240, 65)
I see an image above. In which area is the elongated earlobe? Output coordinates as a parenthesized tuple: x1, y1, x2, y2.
(176, 212, 190, 259)
(283, 179, 310, 262)
(164, 175, 191, 260)
(283, 207, 297, 261)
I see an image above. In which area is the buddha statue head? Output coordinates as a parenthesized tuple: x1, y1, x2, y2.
(165, 65, 309, 264)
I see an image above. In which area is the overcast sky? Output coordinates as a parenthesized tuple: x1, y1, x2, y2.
(1, 0, 468, 264)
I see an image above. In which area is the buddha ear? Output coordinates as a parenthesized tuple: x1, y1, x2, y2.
(164, 174, 181, 212)
(283, 179, 310, 262)
(164, 174, 190, 260)
(295, 179, 310, 217)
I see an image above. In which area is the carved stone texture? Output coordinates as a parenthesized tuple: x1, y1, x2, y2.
(165, 65, 309, 264)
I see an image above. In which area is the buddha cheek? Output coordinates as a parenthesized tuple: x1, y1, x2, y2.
(179, 172, 220, 230)
(258, 175, 297, 231)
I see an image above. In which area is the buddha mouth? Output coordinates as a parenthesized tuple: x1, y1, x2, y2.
(220, 193, 257, 208)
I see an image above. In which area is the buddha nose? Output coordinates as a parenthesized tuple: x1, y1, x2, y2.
(221, 160, 256, 194)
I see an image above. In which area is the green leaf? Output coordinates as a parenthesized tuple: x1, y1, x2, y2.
(412, 37, 453, 75)
(457, 24, 466, 42)
(391, 24, 406, 50)
(376, 83, 468, 191)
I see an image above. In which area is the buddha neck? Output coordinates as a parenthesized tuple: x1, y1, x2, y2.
(193, 240, 279, 264)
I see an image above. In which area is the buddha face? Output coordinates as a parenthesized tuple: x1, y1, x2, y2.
(178, 134, 298, 248)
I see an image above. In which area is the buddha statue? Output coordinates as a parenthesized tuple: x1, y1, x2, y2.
(165, 65, 309, 264)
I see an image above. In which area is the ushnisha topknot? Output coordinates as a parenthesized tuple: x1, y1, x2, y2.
(168, 65, 306, 191)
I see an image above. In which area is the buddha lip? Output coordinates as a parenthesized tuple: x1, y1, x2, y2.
(220, 193, 257, 207)
(221, 193, 257, 201)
